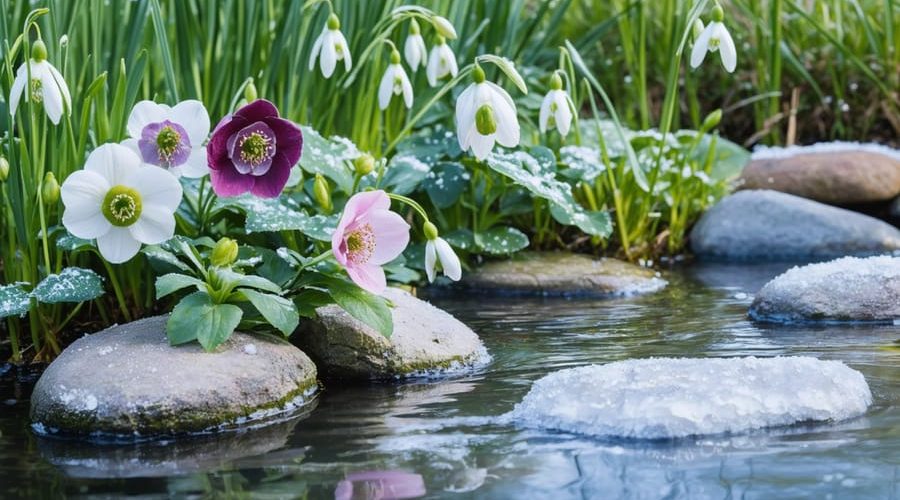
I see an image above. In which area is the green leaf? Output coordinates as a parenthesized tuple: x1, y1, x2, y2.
(239, 289, 299, 337)
(382, 155, 431, 195)
(477, 54, 528, 94)
(32, 268, 104, 304)
(167, 292, 243, 351)
(550, 204, 613, 237)
(394, 127, 462, 165)
(293, 288, 333, 318)
(443, 229, 476, 251)
(56, 232, 94, 253)
(155, 273, 204, 299)
(0, 284, 32, 319)
(142, 245, 192, 273)
(326, 279, 393, 338)
(299, 126, 357, 193)
(695, 134, 750, 181)
(423, 162, 469, 208)
(217, 269, 283, 294)
(221, 195, 338, 239)
(476, 226, 529, 255)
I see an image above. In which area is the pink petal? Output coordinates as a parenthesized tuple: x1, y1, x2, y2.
(368, 209, 410, 265)
(345, 262, 387, 295)
(342, 190, 390, 226)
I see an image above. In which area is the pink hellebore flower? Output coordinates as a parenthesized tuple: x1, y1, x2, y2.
(332, 190, 410, 295)
(207, 99, 303, 198)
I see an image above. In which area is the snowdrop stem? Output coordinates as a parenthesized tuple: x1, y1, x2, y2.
(387, 193, 430, 223)
(382, 39, 398, 54)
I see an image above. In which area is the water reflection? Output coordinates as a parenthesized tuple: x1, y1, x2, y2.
(335, 470, 426, 500)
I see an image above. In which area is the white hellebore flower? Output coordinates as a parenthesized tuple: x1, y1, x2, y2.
(423, 222, 461, 282)
(455, 65, 520, 160)
(378, 51, 413, 110)
(539, 73, 574, 137)
(426, 36, 458, 87)
(404, 19, 428, 72)
(9, 40, 71, 125)
(690, 6, 737, 73)
(122, 100, 211, 178)
(61, 143, 183, 264)
(309, 13, 352, 79)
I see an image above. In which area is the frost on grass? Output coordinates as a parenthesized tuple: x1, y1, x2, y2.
(751, 141, 900, 161)
(32, 268, 104, 304)
(0, 283, 31, 319)
(509, 357, 871, 439)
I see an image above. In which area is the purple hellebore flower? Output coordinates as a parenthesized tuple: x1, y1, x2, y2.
(207, 99, 302, 198)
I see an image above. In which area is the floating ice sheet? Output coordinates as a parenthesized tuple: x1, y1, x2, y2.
(509, 357, 871, 439)
(751, 141, 900, 161)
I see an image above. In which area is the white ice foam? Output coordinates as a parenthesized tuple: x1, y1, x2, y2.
(751, 141, 900, 161)
(509, 357, 871, 439)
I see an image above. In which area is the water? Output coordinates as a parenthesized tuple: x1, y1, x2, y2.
(1, 263, 898, 498)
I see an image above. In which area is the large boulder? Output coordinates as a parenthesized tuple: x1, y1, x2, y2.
(690, 190, 900, 260)
(749, 255, 900, 323)
(462, 252, 666, 296)
(509, 357, 871, 439)
(294, 288, 489, 380)
(740, 148, 900, 204)
(31, 315, 318, 437)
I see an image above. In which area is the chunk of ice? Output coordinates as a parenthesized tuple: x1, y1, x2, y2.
(509, 357, 871, 439)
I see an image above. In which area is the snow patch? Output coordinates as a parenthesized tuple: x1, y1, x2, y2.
(751, 141, 900, 162)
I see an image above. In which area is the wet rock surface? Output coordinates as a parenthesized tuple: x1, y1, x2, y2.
(294, 287, 489, 380)
(740, 150, 900, 204)
(30, 315, 317, 437)
(462, 252, 667, 296)
(690, 190, 900, 260)
(749, 256, 900, 323)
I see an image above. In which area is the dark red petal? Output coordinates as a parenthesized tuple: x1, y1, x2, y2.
(266, 116, 303, 167)
(249, 152, 293, 198)
(235, 99, 279, 122)
(210, 163, 255, 197)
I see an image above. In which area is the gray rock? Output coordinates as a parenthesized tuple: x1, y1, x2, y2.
(294, 288, 489, 380)
(462, 252, 666, 296)
(31, 315, 318, 437)
(749, 255, 900, 323)
(740, 150, 900, 204)
(690, 190, 900, 261)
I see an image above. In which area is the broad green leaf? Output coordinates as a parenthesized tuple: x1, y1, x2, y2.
(326, 278, 393, 338)
(559, 145, 607, 182)
(56, 233, 94, 252)
(476, 226, 529, 255)
(239, 289, 299, 337)
(142, 245, 192, 273)
(299, 126, 357, 193)
(0, 284, 31, 319)
(222, 195, 337, 239)
(167, 292, 243, 351)
(695, 134, 750, 181)
(422, 162, 469, 208)
(217, 269, 283, 294)
(293, 288, 333, 318)
(382, 155, 431, 195)
(443, 229, 476, 251)
(394, 127, 462, 165)
(155, 273, 204, 299)
(32, 268, 104, 304)
(550, 204, 613, 237)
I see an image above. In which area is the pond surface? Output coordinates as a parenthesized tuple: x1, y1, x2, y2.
(1, 263, 898, 498)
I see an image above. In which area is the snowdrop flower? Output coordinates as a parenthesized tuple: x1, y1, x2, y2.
(423, 222, 461, 282)
(378, 50, 413, 110)
(539, 72, 574, 137)
(404, 19, 428, 72)
(455, 65, 520, 160)
(426, 36, 458, 87)
(309, 13, 352, 78)
(332, 190, 410, 294)
(690, 5, 737, 73)
(61, 144, 183, 264)
(122, 100, 210, 178)
(9, 40, 71, 125)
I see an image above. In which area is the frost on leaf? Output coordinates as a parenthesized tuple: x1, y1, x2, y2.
(0, 284, 32, 319)
(476, 226, 529, 255)
(221, 195, 338, 240)
(32, 268, 104, 304)
(299, 126, 358, 192)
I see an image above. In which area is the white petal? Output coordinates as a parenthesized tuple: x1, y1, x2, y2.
(404, 35, 423, 70)
(319, 32, 338, 78)
(378, 66, 395, 110)
(445, 47, 459, 77)
(486, 82, 519, 148)
(554, 91, 574, 137)
(120, 138, 141, 157)
(129, 205, 176, 245)
(37, 62, 64, 124)
(61, 170, 112, 239)
(468, 130, 496, 160)
(309, 29, 326, 71)
(335, 31, 352, 71)
(424, 240, 437, 282)
(400, 68, 414, 108)
(716, 23, 737, 73)
(435, 237, 461, 281)
(170, 100, 210, 146)
(126, 165, 183, 212)
(9, 63, 28, 117)
(454, 84, 478, 150)
(539, 92, 554, 133)
(426, 48, 440, 87)
(179, 148, 209, 178)
(96, 226, 142, 264)
(45, 62, 71, 112)
(690, 24, 715, 69)
(85, 143, 143, 185)
(127, 100, 169, 139)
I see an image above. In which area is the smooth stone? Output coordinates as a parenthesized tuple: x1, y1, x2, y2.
(749, 256, 900, 323)
(740, 150, 900, 204)
(690, 190, 900, 261)
(293, 288, 489, 380)
(509, 357, 872, 439)
(31, 315, 318, 437)
(462, 252, 667, 296)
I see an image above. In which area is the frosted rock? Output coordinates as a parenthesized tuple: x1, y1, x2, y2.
(690, 190, 900, 260)
(750, 256, 900, 323)
(751, 141, 900, 162)
(510, 357, 871, 439)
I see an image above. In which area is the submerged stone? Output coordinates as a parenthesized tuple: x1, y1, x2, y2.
(294, 288, 489, 380)
(510, 357, 871, 439)
(749, 256, 900, 323)
(740, 149, 900, 204)
(31, 315, 317, 438)
(690, 190, 900, 261)
(462, 252, 666, 296)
